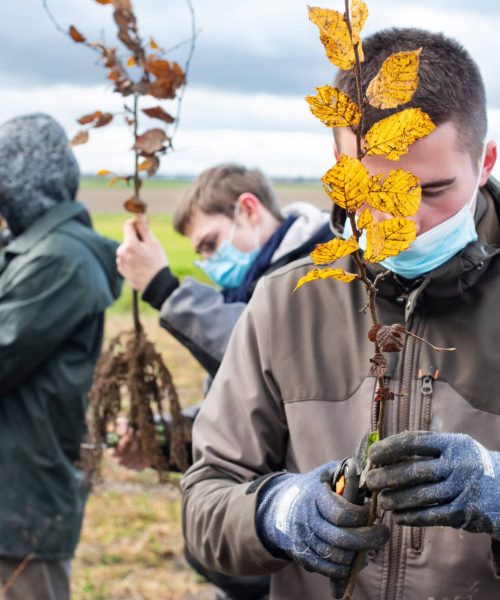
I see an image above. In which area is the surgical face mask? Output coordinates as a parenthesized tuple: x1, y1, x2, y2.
(195, 205, 261, 289)
(343, 146, 485, 279)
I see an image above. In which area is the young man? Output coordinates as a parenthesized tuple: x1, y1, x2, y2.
(0, 114, 122, 599)
(181, 30, 500, 599)
(117, 163, 331, 377)
(116, 163, 331, 600)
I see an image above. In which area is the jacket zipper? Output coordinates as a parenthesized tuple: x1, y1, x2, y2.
(410, 369, 437, 553)
(384, 333, 416, 600)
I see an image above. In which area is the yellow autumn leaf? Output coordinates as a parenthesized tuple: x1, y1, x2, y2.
(149, 37, 159, 50)
(306, 85, 361, 129)
(127, 56, 136, 67)
(368, 169, 421, 217)
(350, 0, 368, 54)
(364, 217, 416, 262)
(322, 155, 370, 211)
(364, 222, 385, 263)
(356, 207, 374, 229)
(295, 267, 359, 290)
(311, 236, 358, 265)
(366, 49, 422, 109)
(308, 6, 355, 70)
(364, 108, 436, 161)
(97, 169, 111, 176)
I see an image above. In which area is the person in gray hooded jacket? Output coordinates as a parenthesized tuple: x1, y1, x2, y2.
(117, 163, 332, 378)
(0, 114, 122, 600)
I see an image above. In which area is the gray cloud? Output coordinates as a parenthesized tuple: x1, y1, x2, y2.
(1, 0, 500, 108)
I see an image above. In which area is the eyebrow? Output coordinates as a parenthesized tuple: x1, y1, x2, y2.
(420, 178, 456, 190)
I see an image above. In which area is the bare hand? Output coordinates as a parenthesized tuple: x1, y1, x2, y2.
(113, 430, 152, 471)
(116, 215, 168, 292)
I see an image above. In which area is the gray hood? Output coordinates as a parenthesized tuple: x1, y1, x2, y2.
(272, 201, 330, 263)
(0, 113, 79, 235)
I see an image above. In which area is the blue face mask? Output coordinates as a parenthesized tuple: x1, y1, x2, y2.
(343, 148, 485, 279)
(195, 241, 259, 289)
(195, 204, 261, 289)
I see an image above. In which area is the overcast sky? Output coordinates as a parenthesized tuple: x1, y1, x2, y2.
(2, 0, 500, 178)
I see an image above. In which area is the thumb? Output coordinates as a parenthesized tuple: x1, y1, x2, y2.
(134, 215, 152, 241)
(123, 219, 139, 244)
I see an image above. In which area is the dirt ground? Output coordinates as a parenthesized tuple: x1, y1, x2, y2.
(81, 185, 331, 214)
(73, 315, 215, 600)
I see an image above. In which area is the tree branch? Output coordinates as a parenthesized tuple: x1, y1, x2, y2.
(170, 0, 198, 145)
(41, 0, 68, 36)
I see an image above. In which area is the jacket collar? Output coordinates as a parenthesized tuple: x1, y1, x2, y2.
(3, 202, 86, 257)
(371, 184, 500, 318)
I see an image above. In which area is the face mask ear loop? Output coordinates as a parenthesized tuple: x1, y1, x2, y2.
(228, 200, 241, 245)
(469, 142, 487, 215)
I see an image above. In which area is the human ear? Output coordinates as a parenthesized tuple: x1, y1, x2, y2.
(479, 140, 497, 186)
(236, 193, 262, 226)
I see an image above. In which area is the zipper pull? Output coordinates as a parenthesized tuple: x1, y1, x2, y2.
(418, 367, 439, 395)
(421, 374, 433, 396)
(417, 368, 439, 431)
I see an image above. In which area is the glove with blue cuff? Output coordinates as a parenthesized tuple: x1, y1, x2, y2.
(366, 431, 500, 535)
(255, 462, 389, 579)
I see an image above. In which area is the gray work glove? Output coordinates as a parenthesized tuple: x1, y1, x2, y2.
(366, 431, 500, 535)
(256, 462, 389, 579)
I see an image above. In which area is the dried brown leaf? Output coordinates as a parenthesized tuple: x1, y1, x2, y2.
(69, 130, 89, 146)
(138, 156, 160, 177)
(142, 106, 175, 124)
(69, 25, 86, 43)
(376, 324, 407, 352)
(124, 196, 147, 214)
(94, 113, 114, 128)
(132, 128, 168, 155)
(77, 111, 103, 125)
(370, 352, 388, 378)
(101, 47, 118, 68)
(375, 386, 394, 402)
(145, 57, 172, 79)
(146, 61, 185, 100)
(368, 323, 382, 343)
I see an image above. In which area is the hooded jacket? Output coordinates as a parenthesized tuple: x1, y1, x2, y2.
(0, 114, 122, 560)
(182, 179, 500, 600)
(147, 201, 331, 377)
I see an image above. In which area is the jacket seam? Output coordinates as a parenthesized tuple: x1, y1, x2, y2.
(281, 376, 370, 404)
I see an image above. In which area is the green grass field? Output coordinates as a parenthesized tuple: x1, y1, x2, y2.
(92, 213, 209, 314)
(80, 176, 191, 190)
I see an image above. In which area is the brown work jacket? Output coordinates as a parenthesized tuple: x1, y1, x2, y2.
(182, 180, 500, 600)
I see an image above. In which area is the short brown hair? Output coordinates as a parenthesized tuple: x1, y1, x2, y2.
(334, 28, 487, 161)
(173, 163, 282, 234)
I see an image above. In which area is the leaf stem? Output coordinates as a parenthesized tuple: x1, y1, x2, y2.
(405, 330, 456, 352)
